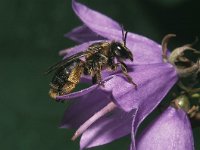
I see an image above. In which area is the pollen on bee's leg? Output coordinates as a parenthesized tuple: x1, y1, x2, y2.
(71, 101, 117, 141)
(62, 82, 76, 93)
(49, 89, 58, 99)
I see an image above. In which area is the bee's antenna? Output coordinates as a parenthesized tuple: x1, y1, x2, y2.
(124, 30, 128, 46)
(121, 25, 125, 41)
(121, 24, 128, 46)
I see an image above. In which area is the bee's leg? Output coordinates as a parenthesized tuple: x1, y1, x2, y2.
(119, 62, 137, 88)
(92, 73, 97, 84)
(51, 82, 77, 103)
(110, 63, 120, 71)
(49, 88, 65, 103)
(83, 67, 90, 75)
(62, 81, 77, 94)
(110, 62, 136, 86)
(92, 69, 104, 87)
(108, 57, 117, 70)
(49, 83, 60, 100)
(90, 58, 104, 86)
(92, 64, 104, 87)
(49, 89, 59, 100)
(92, 73, 100, 84)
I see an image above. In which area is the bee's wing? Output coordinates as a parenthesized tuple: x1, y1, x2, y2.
(45, 51, 86, 74)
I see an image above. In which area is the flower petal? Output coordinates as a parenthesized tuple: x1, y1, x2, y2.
(72, 0, 124, 40)
(59, 89, 111, 129)
(64, 25, 105, 43)
(72, 0, 121, 31)
(56, 83, 98, 100)
(80, 108, 136, 149)
(56, 75, 114, 101)
(103, 63, 178, 112)
(125, 36, 163, 65)
(101, 63, 178, 149)
(136, 107, 194, 150)
(72, 0, 164, 64)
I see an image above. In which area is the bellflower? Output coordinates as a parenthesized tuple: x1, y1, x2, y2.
(59, 63, 177, 149)
(53, 0, 200, 150)
(135, 92, 200, 150)
(136, 106, 194, 150)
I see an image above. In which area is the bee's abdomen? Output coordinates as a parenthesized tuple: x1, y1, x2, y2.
(50, 59, 82, 89)
(51, 67, 68, 88)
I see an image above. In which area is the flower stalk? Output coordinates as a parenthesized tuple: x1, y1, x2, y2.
(161, 34, 200, 78)
(161, 34, 176, 62)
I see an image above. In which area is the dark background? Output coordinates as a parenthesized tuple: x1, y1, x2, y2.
(0, 0, 199, 149)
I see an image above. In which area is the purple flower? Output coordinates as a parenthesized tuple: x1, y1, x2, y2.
(48, 0, 200, 149)
(136, 106, 194, 150)
(53, 0, 199, 149)
(59, 63, 177, 149)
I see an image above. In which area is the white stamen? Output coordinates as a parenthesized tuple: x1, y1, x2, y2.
(71, 101, 117, 141)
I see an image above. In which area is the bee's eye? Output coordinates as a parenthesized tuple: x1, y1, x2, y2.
(111, 43, 124, 56)
(116, 46, 122, 51)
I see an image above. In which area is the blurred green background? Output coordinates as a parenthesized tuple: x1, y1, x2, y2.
(0, 0, 199, 149)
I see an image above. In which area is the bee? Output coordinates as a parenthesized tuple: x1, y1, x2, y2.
(46, 28, 136, 100)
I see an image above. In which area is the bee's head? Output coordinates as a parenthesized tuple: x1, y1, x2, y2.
(110, 27, 133, 61)
(111, 42, 133, 61)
